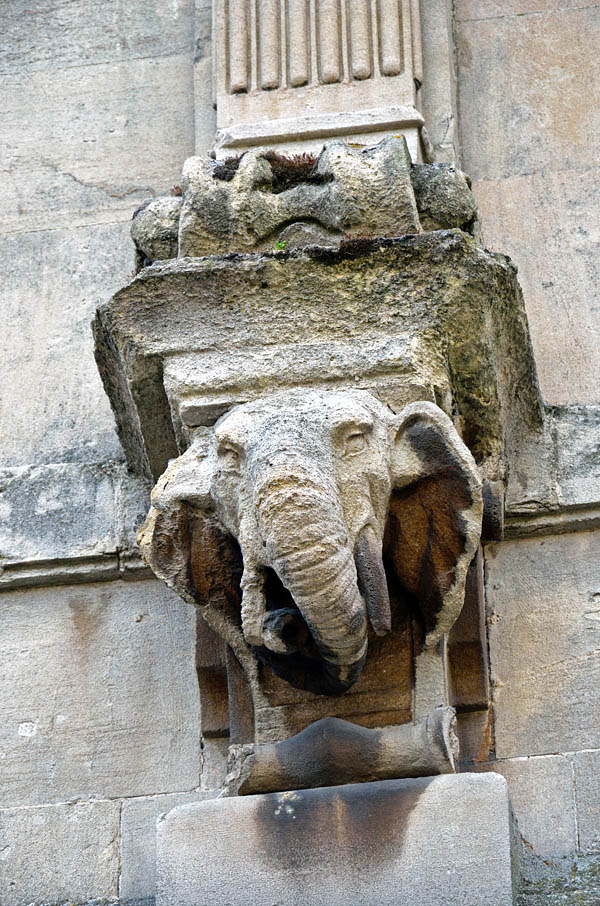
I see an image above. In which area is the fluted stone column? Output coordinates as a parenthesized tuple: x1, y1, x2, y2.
(213, 0, 426, 158)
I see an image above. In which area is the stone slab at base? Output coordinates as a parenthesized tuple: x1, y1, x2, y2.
(156, 773, 520, 906)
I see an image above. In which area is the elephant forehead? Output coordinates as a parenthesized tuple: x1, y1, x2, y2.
(214, 389, 388, 447)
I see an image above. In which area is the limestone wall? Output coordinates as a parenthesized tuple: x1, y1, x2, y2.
(455, 0, 600, 879)
(1, 1, 599, 903)
(0, 4, 218, 903)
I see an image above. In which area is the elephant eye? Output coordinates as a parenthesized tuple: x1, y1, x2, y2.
(343, 431, 368, 456)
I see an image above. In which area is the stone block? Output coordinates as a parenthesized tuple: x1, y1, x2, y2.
(573, 750, 600, 853)
(157, 774, 519, 906)
(486, 531, 600, 758)
(0, 223, 131, 469)
(0, 0, 194, 74)
(471, 169, 600, 406)
(554, 406, 600, 508)
(120, 791, 217, 902)
(95, 231, 541, 482)
(0, 799, 119, 906)
(456, 8, 600, 181)
(505, 421, 557, 516)
(483, 755, 577, 869)
(0, 579, 200, 807)
(420, 0, 459, 161)
(0, 54, 194, 233)
(0, 463, 117, 571)
(201, 736, 230, 790)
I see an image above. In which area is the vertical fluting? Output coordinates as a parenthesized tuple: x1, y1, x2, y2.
(410, 0, 423, 84)
(257, 0, 281, 88)
(317, 0, 342, 83)
(377, 0, 403, 76)
(228, 0, 250, 91)
(347, 0, 372, 80)
(287, 0, 310, 86)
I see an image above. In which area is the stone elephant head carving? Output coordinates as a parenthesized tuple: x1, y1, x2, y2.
(139, 390, 482, 696)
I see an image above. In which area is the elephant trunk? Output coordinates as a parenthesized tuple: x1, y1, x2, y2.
(255, 466, 368, 693)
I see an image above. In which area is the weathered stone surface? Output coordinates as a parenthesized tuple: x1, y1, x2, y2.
(200, 736, 230, 790)
(517, 856, 600, 906)
(157, 774, 519, 906)
(0, 465, 154, 589)
(482, 755, 577, 872)
(0, 799, 119, 906)
(0, 0, 194, 74)
(572, 750, 600, 853)
(471, 170, 600, 407)
(120, 791, 217, 902)
(193, 0, 216, 158)
(486, 531, 600, 758)
(456, 8, 600, 182)
(140, 391, 481, 734)
(0, 463, 117, 569)
(95, 232, 541, 482)
(177, 138, 421, 257)
(228, 710, 458, 796)
(115, 469, 153, 564)
(0, 223, 130, 468)
(505, 405, 600, 525)
(411, 163, 477, 232)
(554, 406, 600, 508)
(212, 0, 422, 156)
(505, 421, 558, 516)
(0, 580, 200, 806)
(420, 0, 460, 162)
(131, 196, 182, 265)
(1, 55, 194, 234)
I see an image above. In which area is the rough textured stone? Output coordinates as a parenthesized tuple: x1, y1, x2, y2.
(94, 232, 541, 483)
(0, 580, 200, 807)
(132, 141, 481, 263)
(517, 857, 600, 906)
(573, 750, 600, 853)
(481, 756, 577, 872)
(0, 799, 120, 906)
(1, 54, 194, 234)
(177, 138, 421, 257)
(131, 196, 182, 265)
(157, 773, 519, 906)
(486, 531, 600, 758)
(0, 223, 130, 469)
(411, 163, 477, 232)
(120, 791, 217, 902)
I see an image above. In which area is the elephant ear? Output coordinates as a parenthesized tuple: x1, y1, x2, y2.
(383, 402, 483, 648)
(137, 442, 251, 673)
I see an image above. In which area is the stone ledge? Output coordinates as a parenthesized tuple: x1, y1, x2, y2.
(157, 773, 520, 906)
